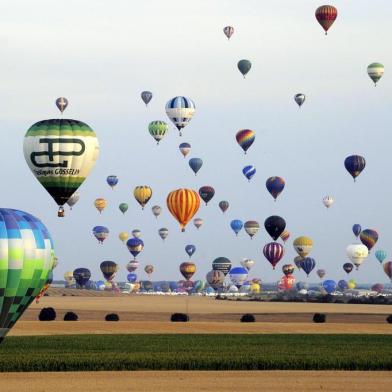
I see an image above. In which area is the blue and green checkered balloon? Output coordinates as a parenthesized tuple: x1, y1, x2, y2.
(0, 209, 55, 343)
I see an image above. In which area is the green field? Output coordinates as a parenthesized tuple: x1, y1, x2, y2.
(1, 334, 391, 371)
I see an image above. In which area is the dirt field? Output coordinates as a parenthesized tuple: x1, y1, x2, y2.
(0, 371, 391, 392)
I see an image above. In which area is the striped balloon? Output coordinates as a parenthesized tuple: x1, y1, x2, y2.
(367, 63, 384, 86)
(263, 242, 285, 269)
(300, 257, 316, 277)
(359, 229, 378, 251)
(244, 220, 260, 239)
(344, 155, 366, 181)
(165, 96, 195, 135)
(179, 142, 191, 158)
(242, 165, 256, 181)
(167, 188, 200, 232)
(236, 129, 255, 154)
(133, 186, 152, 209)
(92, 226, 109, 244)
(266, 176, 285, 200)
(315, 5, 338, 35)
(127, 238, 144, 259)
(94, 198, 107, 213)
(0, 209, 55, 342)
(280, 230, 290, 243)
(180, 262, 196, 281)
(148, 121, 168, 145)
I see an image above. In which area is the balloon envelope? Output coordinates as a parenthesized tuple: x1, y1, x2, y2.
(223, 26, 234, 39)
(219, 200, 229, 213)
(344, 155, 366, 181)
(236, 129, 255, 154)
(237, 59, 252, 77)
(165, 96, 195, 135)
(264, 215, 286, 240)
(212, 257, 232, 276)
(100, 261, 118, 281)
(263, 242, 285, 269)
(367, 63, 384, 86)
(73, 268, 91, 287)
(229, 267, 248, 288)
(300, 257, 316, 276)
(322, 280, 337, 294)
(294, 93, 305, 107)
(359, 229, 378, 251)
(266, 177, 285, 200)
(127, 238, 144, 258)
(230, 219, 243, 236)
(141, 91, 153, 106)
(180, 262, 196, 281)
(185, 244, 196, 258)
(55, 97, 68, 113)
(315, 5, 338, 34)
(189, 158, 203, 175)
(199, 186, 215, 205)
(106, 175, 118, 189)
(352, 224, 361, 238)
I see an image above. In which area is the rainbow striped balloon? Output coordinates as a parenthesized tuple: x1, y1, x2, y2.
(236, 129, 255, 154)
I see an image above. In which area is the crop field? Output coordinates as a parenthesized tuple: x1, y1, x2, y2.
(1, 334, 392, 372)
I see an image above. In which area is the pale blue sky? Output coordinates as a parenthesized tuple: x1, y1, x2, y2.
(1, 0, 391, 284)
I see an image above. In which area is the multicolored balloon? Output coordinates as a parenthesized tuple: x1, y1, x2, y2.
(73, 268, 91, 288)
(236, 129, 255, 154)
(242, 165, 256, 181)
(359, 229, 378, 252)
(100, 261, 118, 281)
(244, 220, 260, 239)
(199, 186, 215, 205)
(93, 226, 109, 244)
(315, 5, 338, 35)
(237, 59, 252, 78)
(223, 26, 234, 40)
(294, 93, 305, 107)
(24, 119, 100, 217)
(294, 256, 304, 270)
(293, 236, 313, 258)
(344, 155, 366, 181)
(0, 209, 55, 342)
(134, 186, 152, 209)
(212, 257, 232, 276)
(126, 260, 139, 273)
(206, 270, 225, 290)
(55, 97, 68, 113)
(141, 91, 153, 106)
(264, 215, 286, 240)
(180, 262, 196, 281)
(280, 230, 290, 243)
(179, 142, 191, 158)
(282, 264, 295, 277)
(367, 63, 384, 86)
(132, 229, 141, 238)
(266, 177, 285, 201)
(94, 198, 107, 213)
(189, 157, 203, 175)
(148, 121, 168, 145)
(165, 96, 195, 136)
(127, 238, 144, 259)
(263, 242, 285, 269)
(230, 219, 243, 236)
(219, 200, 229, 213)
(229, 267, 248, 288)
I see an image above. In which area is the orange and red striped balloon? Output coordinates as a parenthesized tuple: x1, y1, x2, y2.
(167, 188, 200, 232)
(315, 5, 338, 35)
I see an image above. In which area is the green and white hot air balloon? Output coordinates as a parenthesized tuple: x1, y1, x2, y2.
(148, 121, 168, 145)
(367, 63, 384, 86)
(23, 119, 100, 217)
(0, 209, 55, 343)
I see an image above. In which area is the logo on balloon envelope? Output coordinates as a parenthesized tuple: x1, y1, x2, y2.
(30, 138, 85, 168)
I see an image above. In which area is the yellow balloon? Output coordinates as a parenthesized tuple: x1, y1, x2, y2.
(119, 231, 129, 243)
(347, 279, 356, 289)
(94, 198, 107, 213)
(293, 236, 313, 258)
(134, 186, 152, 209)
(250, 283, 261, 294)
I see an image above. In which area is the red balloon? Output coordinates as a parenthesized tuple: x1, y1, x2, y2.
(315, 5, 338, 35)
(263, 242, 284, 269)
(278, 275, 295, 290)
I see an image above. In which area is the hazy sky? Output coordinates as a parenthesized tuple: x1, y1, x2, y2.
(1, 0, 391, 284)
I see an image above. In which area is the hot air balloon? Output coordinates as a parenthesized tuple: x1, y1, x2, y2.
(278, 275, 295, 291)
(359, 229, 378, 252)
(236, 129, 255, 154)
(241, 258, 255, 271)
(94, 198, 107, 213)
(107, 175, 118, 189)
(264, 216, 286, 240)
(263, 242, 285, 269)
(119, 203, 128, 214)
(167, 188, 200, 232)
(375, 249, 387, 264)
(55, 97, 68, 113)
(294, 256, 304, 270)
(242, 165, 256, 181)
(52, 257, 59, 270)
(73, 268, 91, 288)
(219, 200, 229, 213)
(66, 192, 80, 209)
(315, 5, 338, 35)
(230, 219, 243, 236)
(179, 142, 191, 158)
(185, 244, 196, 258)
(282, 264, 295, 276)
(152, 205, 162, 218)
(323, 196, 334, 208)
(199, 186, 215, 205)
(352, 224, 361, 238)
(244, 220, 260, 239)
(165, 96, 195, 136)
(346, 244, 369, 269)
(149, 121, 168, 145)
(194, 280, 205, 293)
(24, 119, 99, 217)
(93, 226, 109, 244)
(300, 257, 316, 277)
(193, 218, 204, 229)
(134, 186, 152, 209)
(294, 93, 305, 107)
(371, 283, 384, 293)
(64, 271, 75, 287)
(212, 257, 232, 276)
(127, 273, 137, 283)
(237, 59, 252, 78)
(229, 267, 248, 288)
(132, 229, 141, 238)
(338, 280, 348, 291)
(383, 261, 392, 281)
(189, 158, 203, 175)
(141, 91, 153, 106)
(100, 261, 118, 281)
(0, 209, 55, 342)
(266, 177, 285, 201)
(223, 26, 234, 40)
(347, 279, 356, 289)
(280, 230, 290, 243)
(119, 231, 129, 243)
(344, 155, 366, 181)
(126, 260, 139, 273)
(144, 264, 154, 277)
(127, 238, 144, 259)
(293, 236, 313, 258)
(158, 227, 169, 241)
(322, 280, 336, 294)
(343, 262, 354, 274)
(180, 262, 196, 281)
(206, 270, 225, 290)
(367, 63, 384, 86)
(317, 269, 326, 279)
